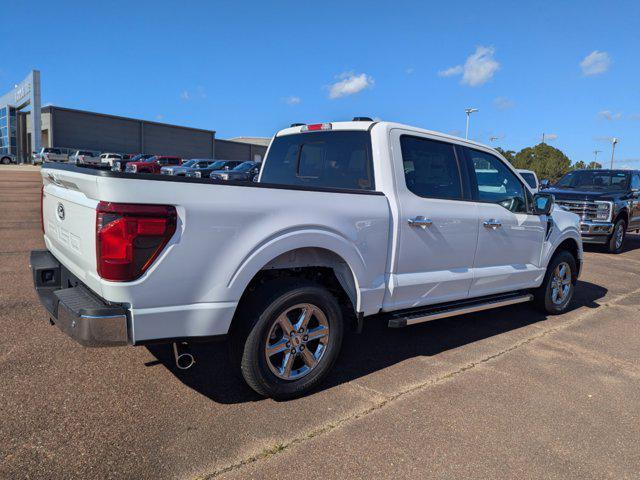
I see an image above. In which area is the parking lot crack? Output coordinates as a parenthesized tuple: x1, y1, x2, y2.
(199, 284, 640, 479)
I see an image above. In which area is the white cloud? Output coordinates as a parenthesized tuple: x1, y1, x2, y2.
(580, 51, 611, 76)
(155, 114, 164, 121)
(628, 113, 640, 121)
(438, 65, 463, 77)
(598, 110, 622, 120)
(180, 87, 206, 101)
(328, 72, 374, 99)
(405, 67, 415, 75)
(494, 96, 515, 110)
(283, 95, 301, 105)
(544, 133, 558, 142)
(438, 46, 500, 86)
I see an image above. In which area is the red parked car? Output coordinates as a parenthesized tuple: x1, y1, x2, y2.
(124, 156, 182, 174)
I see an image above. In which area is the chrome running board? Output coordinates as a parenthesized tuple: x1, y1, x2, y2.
(388, 293, 533, 328)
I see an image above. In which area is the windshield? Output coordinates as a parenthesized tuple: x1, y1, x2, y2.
(206, 161, 226, 169)
(555, 170, 629, 190)
(180, 160, 197, 168)
(520, 172, 537, 188)
(144, 156, 158, 163)
(233, 162, 255, 172)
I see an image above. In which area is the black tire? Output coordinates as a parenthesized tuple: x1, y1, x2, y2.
(534, 250, 577, 315)
(605, 218, 626, 254)
(1, 157, 10, 165)
(230, 278, 344, 400)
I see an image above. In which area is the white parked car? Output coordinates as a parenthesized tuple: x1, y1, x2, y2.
(99, 152, 123, 167)
(32, 119, 583, 399)
(34, 147, 68, 163)
(518, 169, 540, 193)
(69, 150, 99, 165)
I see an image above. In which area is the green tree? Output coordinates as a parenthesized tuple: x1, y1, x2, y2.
(587, 161, 602, 169)
(513, 143, 572, 181)
(495, 147, 516, 164)
(573, 160, 586, 170)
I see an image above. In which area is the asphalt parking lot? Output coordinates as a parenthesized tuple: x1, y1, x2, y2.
(1, 165, 639, 479)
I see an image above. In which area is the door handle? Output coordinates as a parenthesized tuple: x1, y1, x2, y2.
(483, 219, 502, 229)
(408, 216, 433, 228)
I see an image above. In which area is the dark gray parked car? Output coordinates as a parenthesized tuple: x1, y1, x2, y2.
(210, 161, 261, 182)
(161, 159, 213, 176)
(185, 160, 244, 179)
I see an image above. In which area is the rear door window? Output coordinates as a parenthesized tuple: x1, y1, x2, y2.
(400, 135, 463, 200)
(261, 131, 374, 190)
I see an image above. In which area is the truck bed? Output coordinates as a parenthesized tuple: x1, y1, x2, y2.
(41, 163, 390, 342)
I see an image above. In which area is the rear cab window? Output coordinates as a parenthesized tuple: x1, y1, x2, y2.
(261, 130, 374, 191)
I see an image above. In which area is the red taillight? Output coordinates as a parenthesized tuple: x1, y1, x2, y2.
(40, 186, 45, 233)
(301, 123, 332, 132)
(96, 202, 177, 281)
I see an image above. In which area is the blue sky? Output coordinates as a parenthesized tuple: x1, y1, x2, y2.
(2, 0, 639, 167)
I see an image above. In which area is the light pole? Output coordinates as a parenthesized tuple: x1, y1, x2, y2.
(610, 138, 618, 169)
(465, 108, 478, 140)
(593, 150, 601, 163)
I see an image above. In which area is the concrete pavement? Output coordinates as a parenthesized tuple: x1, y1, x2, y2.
(1, 168, 639, 479)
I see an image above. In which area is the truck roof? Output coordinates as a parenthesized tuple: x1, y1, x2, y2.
(276, 120, 497, 152)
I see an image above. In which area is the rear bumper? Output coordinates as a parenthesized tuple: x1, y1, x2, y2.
(30, 249, 130, 347)
(580, 221, 614, 244)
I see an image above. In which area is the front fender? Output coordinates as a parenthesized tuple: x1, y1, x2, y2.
(541, 208, 583, 269)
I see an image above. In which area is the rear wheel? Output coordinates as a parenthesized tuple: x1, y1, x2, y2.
(605, 219, 626, 254)
(230, 278, 344, 400)
(534, 250, 576, 314)
(1, 156, 10, 165)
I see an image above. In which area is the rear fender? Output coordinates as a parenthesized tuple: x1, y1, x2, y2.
(227, 228, 369, 313)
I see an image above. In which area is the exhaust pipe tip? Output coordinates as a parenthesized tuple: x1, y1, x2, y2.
(172, 342, 195, 370)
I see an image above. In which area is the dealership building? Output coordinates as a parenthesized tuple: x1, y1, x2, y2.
(1, 70, 268, 163)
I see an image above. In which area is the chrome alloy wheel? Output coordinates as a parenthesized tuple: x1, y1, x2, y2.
(264, 303, 330, 381)
(550, 262, 572, 306)
(615, 223, 625, 250)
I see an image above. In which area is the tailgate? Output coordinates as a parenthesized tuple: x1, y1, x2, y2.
(41, 168, 102, 295)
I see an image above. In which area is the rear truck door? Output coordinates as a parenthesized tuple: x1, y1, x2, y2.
(41, 168, 102, 296)
(463, 147, 546, 296)
(384, 129, 479, 311)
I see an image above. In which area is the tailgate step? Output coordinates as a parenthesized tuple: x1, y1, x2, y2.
(388, 292, 533, 328)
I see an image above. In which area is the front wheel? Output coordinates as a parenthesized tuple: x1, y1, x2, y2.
(534, 250, 576, 314)
(605, 219, 626, 254)
(231, 278, 344, 400)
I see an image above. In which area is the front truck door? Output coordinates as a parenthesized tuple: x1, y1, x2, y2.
(629, 173, 640, 229)
(464, 147, 546, 296)
(384, 130, 479, 312)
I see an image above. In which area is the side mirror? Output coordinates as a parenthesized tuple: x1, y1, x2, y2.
(539, 179, 550, 189)
(533, 193, 554, 215)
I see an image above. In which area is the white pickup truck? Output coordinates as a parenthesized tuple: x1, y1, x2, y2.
(31, 120, 583, 399)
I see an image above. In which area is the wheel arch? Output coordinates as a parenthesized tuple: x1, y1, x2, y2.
(614, 207, 629, 224)
(227, 229, 370, 317)
(550, 237, 582, 281)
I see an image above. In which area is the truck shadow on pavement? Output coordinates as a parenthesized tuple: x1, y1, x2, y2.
(145, 279, 607, 404)
(583, 232, 640, 254)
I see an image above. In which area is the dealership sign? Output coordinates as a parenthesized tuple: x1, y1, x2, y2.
(14, 82, 32, 104)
